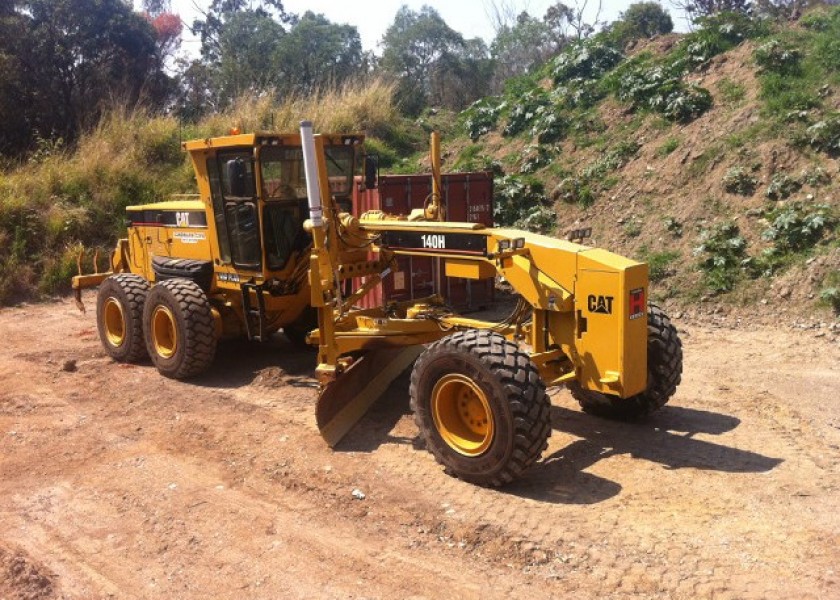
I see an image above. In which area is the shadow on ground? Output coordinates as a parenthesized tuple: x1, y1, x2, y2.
(503, 404, 783, 505)
(192, 334, 317, 390)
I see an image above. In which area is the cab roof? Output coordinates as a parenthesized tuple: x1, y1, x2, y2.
(181, 131, 365, 153)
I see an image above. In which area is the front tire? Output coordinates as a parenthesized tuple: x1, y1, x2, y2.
(570, 303, 682, 420)
(96, 274, 150, 363)
(410, 330, 551, 487)
(143, 278, 217, 379)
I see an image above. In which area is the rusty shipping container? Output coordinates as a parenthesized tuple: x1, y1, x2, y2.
(352, 172, 495, 311)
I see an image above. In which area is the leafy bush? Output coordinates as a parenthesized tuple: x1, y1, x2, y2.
(552, 80, 604, 110)
(664, 216, 683, 237)
(514, 205, 556, 234)
(531, 109, 568, 144)
(754, 39, 802, 74)
(801, 166, 830, 187)
(722, 166, 758, 195)
(800, 7, 839, 32)
(617, 64, 713, 122)
(761, 203, 835, 253)
(695, 222, 750, 292)
(765, 172, 801, 200)
(503, 90, 549, 137)
(493, 175, 549, 227)
(552, 177, 596, 208)
(662, 84, 714, 122)
(677, 11, 770, 71)
(581, 140, 641, 180)
(551, 40, 624, 85)
(519, 144, 553, 174)
(462, 98, 504, 141)
(802, 115, 840, 156)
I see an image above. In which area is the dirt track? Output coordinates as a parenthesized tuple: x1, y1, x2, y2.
(1, 293, 838, 599)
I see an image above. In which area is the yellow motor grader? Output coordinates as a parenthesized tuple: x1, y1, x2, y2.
(72, 122, 682, 487)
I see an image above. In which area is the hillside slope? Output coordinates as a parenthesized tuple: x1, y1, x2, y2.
(438, 9, 839, 321)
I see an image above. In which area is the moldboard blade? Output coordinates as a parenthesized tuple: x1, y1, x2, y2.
(316, 346, 424, 447)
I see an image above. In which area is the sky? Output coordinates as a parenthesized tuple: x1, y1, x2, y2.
(166, 0, 685, 57)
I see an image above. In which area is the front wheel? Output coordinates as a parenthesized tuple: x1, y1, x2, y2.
(142, 278, 217, 379)
(409, 330, 551, 487)
(569, 303, 682, 420)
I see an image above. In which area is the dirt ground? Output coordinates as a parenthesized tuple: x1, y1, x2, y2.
(0, 292, 838, 599)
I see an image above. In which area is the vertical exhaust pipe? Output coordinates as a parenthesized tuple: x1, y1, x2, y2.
(300, 120, 324, 228)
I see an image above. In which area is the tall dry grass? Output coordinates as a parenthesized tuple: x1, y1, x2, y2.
(0, 78, 402, 304)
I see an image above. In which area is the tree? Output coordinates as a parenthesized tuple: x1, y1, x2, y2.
(275, 12, 365, 95)
(753, 0, 819, 20)
(431, 38, 495, 110)
(192, 0, 287, 63)
(380, 5, 465, 115)
(490, 11, 554, 85)
(181, 5, 367, 117)
(670, 0, 751, 22)
(544, 0, 603, 47)
(215, 9, 285, 100)
(608, 2, 674, 46)
(0, 0, 164, 155)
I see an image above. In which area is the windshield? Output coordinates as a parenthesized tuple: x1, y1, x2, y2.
(259, 145, 354, 201)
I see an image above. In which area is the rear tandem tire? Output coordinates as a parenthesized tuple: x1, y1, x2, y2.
(142, 278, 217, 379)
(409, 330, 551, 487)
(96, 274, 150, 363)
(569, 303, 683, 420)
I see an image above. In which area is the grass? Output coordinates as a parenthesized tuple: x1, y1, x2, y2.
(640, 248, 681, 283)
(718, 79, 747, 105)
(0, 79, 404, 304)
(656, 137, 680, 158)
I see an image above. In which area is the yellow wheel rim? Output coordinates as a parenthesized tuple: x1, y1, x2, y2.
(151, 305, 178, 359)
(103, 297, 126, 348)
(431, 374, 494, 457)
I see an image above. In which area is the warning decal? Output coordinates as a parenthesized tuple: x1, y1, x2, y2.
(629, 288, 646, 320)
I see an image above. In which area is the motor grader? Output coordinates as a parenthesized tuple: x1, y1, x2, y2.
(72, 122, 682, 487)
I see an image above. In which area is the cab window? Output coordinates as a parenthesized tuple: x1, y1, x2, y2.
(218, 150, 260, 270)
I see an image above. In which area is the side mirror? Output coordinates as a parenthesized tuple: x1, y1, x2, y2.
(225, 158, 246, 197)
(363, 154, 378, 190)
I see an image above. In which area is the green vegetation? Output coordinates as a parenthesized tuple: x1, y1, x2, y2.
(493, 175, 555, 233)
(761, 202, 835, 254)
(722, 166, 758, 196)
(640, 248, 681, 282)
(765, 173, 802, 200)
(657, 137, 680, 157)
(718, 79, 747, 104)
(695, 222, 750, 293)
(820, 271, 840, 313)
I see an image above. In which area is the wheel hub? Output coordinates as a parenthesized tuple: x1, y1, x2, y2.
(102, 297, 126, 348)
(431, 374, 494, 457)
(151, 305, 178, 359)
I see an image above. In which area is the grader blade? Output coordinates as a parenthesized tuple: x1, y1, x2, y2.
(316, 345, 424, 447)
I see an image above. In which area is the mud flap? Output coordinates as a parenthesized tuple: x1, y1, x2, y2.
(316, 345, 425, 447)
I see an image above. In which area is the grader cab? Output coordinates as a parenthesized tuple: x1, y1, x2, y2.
(73, 123, 682, 487)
